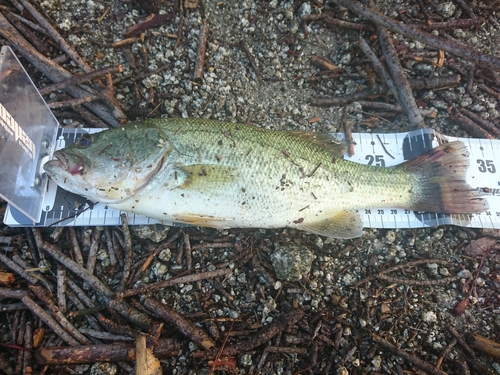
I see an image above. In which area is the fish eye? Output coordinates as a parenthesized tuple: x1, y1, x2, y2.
(77, 134, 93, 148)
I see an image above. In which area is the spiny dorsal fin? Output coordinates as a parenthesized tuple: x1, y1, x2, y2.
(291, 131, 347, 157)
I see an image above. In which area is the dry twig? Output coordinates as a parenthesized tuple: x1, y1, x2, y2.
(311, 75, 461, 106)
(376, 27, 425, 128)
(40, 65, 123, 95)
(220, 308, 303, 357)
(0, 14, 122, 126)
(144, 297, 215, 350)
(35, 339, 179, 365)
(0, 252, 37, 285)
(56, 267, 66, 313)
(194, 23, 209, 80)
(32, 229, 152, 329)
(22, 295, 81, 346)
(29, 285, 92, 345)
(241, 40, 263, 81)
(332, 0, 500, 71)
(118, 214, 132, 291)
(114, 268, 231, 298)
(447, 326, 476, 358)
(340, 106, 354, 157)
(358, 38, 399, 101)
(371, 334, 449, 375)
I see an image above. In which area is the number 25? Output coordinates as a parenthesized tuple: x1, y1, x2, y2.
(365, 155, 385, 167)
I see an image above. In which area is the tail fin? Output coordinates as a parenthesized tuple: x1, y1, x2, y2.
(403, 141, 488, 214)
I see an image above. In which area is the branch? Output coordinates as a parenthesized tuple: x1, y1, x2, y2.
(332, 0, 500, 71)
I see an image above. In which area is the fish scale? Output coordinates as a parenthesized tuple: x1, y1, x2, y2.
(153, 118, 414, 215)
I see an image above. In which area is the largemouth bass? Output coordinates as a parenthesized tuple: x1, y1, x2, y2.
(44, 119, 487, 238)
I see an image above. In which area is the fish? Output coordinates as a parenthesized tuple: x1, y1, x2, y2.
(43, 118, 487, 239)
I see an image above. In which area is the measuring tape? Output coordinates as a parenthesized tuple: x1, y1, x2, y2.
(348, 129, 500, 230)
(4, 127, 500, 229)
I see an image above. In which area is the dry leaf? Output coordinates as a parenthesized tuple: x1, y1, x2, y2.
(421, 109, 437, 118)
(208, 357, 237, 372)
(380, 302, 391, 314)
(451, 297, 469, 316)
(310, 55, 338, 71)
(33, 327, 45, 348)
(308, 117, 322, 123)
(136, 335, 162, 375)
(360, 117, 380, 128)
(185, 0, 199, 9)
(464, 237, 497, 257)
(124, 14, 175, 38)
(0, 272, 15, 285)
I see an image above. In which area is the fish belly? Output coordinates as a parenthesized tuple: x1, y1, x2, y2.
(108, 175, 330, 229)
(107, 157, 409, 235)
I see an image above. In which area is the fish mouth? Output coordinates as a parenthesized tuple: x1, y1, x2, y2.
(47, 151, 86, 176)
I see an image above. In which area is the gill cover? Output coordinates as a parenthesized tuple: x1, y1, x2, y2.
(45, 124, 171, 203)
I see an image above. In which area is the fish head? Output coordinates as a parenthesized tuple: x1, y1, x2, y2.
(44, 125, 171, 203)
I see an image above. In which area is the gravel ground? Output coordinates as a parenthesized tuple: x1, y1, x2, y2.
(1, 0, 500, 374)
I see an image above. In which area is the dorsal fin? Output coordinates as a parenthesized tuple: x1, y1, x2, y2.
(291, 131, 347, 157)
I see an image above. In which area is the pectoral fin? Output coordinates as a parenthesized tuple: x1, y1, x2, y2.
(299, 210, 363, 239)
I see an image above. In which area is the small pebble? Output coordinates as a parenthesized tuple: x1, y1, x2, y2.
(130, 225, 170, 243)
(270, 245, 316, 281)
(492, 362, 500, 374)
(422, 311, 437, 322)
(439, 267, 450, 276)
(427, 263, 439, 275)
(458, 269, 472, 278)
(90, 363, 117, 375)
(371, 355, 382, 368)
(436, 2, 456, 18)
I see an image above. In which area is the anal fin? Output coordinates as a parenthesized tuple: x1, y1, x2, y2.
(173, 213, 230, 229)
(299, 210, 363, 239)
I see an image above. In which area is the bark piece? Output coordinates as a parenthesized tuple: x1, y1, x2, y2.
(466, 333, 500, 358)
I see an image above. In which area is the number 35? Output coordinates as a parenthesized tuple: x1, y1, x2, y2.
(477, 159, 496, 173)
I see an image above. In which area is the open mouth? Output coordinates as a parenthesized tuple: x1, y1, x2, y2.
(52, 151, 86, 176)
